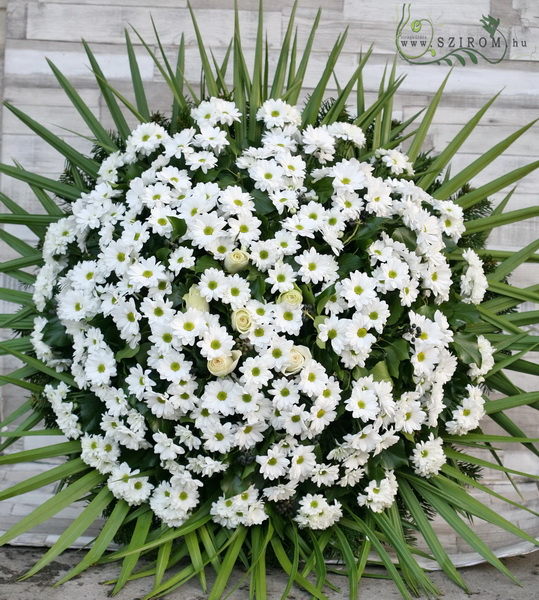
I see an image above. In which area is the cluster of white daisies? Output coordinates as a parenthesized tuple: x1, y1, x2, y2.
(31, 97, 493, 530)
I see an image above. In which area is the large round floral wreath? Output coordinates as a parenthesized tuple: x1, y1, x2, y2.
(1, 8, 538, 599)
(32, 96, 493, 529)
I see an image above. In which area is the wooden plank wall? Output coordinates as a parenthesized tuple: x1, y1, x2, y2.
(0, 0, 537, 550)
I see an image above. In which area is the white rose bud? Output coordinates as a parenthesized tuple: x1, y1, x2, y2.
(231, 308, 253, 334)
(183, 285, 209, 312)
(207, 350, 242, 377)
(282, 345, 312, 375)
(277, 288, 303, 306)
(224, 249, 249, 273)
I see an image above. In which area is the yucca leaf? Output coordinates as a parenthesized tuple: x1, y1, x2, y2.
(478, 307, 524, 335)
(4, 269, 36, 286)
(0, 253, 43, 272)
(0, 214, 60, 226)
(0, 458, 86, 502)
(170, 34, 186, 133)
(111, 510, 153, 596)
(488, 411, 539, 460)
(153, 539, 174, 592)
(0, 315, 35, 330)
(302, 31, 348, 126)
(0, 163, 83, 200)
(125, 30, 150, 120)
(399, 479, 468, 591)
(0, 229, 35, 256)
(434, 120, 538, 199)
(0, 441, 82, 466)
(20, 486, 113, 580)
(82, 40, 131, 139)
(457, 159, 539, 210)
(407, 69, 451, 162)
(0, 470, 103, 547)
(355, 75, 406, 130)
(45, 59, 118, 149)
(270, 0, 298, 98)
(488, 343, 539, 377)
(55, 499, 130, 585)
(28, 184, 65, 216)
(489, 238, 539, 283)
(0, 428, 63, 437)
(0, 409, 44, 452)
(469, 248, 539, 263)
(0, 189, 46, 239)
(248, 0, 264, 141)
(481, 283, 539, 314)
(464, 206, 539, 235)
(0, 345, 76, 385)
(487, 280, 539, 304)
(206, 526, 247, 600)
(187, 1, 219, 98)
(4, 102, 100, 179)
(444, 447, 539, 479)
(0, 399, 32, 430)
(284, 9, 321, 105)
(441, 464, 539, 518)
(341, 515, 413, 600)
(270, 536, 329, 600)
(91, 68, 147, 123)
(484, 391, 539, 414)
(185, 531, 207, 592)
(429, 474, 539, 547)
(417, 92, 500, 190)
(333, 525, 359, 600)
(0, 288, 34, 307)
(322, 46, 374, 126)
(409, 479, 520, 583)
(505, 358, 539, 376)
(380, 57, 398, 146)
(210, 49, 230, 96)
(0, 337, 33, 355)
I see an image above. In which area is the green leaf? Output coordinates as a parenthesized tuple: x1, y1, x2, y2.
(153, 539, 174, 592)
(0, 458, 87, 502)
(0, 345, 76, 386)
(82, 40, 131, 139)
(125, 30, 150, 120)
(115, 344, 140, 362)
(464, 206, 539, 236)
(370, 360, 392, 383)
(399, 479, 468, 591)
(0, 163, 83, 200)
(0, 229, 35, 256)
(334, 525, 359, 600)
(55, 499, 130, 585)
(417, 92, 500, 191)
(434, 119, 538, 199)
(208, 526, 248, 600)
(484, 391, 539, 414)
(45, 59, 118, 150)
(22, 486, 114, 579)
(0, 441, 82, 466)
(409, 478, 520, 584)
(187, 2, 219, 99)
(270, 1, 298, 99)
(407, 69, 451, 162)
(111, 510, 153, 596)
(458, 160, 539, 210)
(4, 102, 99, 179)
(0, 470, 104, 547)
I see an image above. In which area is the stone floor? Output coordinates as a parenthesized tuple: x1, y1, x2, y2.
(0, 546, 538, 600)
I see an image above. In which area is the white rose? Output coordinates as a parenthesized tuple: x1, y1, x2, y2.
(224, 249, 249, 273)
(231, 308, 253, 334)
(282, 345, 312, 375)
(277, 288, 303, 306)
(207, 350, 242, 377)
(183, 285, 209, 312)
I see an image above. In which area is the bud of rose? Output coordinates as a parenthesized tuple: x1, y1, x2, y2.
(183, 285, 209, 312)
(231, 308, 253, 334)
(207, 350, 242, 377)
(277, 288, 303, 306)
(224, 249, 249, 273)
(282, 345, 312, 375)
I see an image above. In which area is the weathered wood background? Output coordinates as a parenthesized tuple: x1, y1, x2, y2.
(0, 0, 537, 556)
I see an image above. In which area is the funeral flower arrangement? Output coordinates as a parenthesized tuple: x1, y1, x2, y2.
(1, 6, 538, 600)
